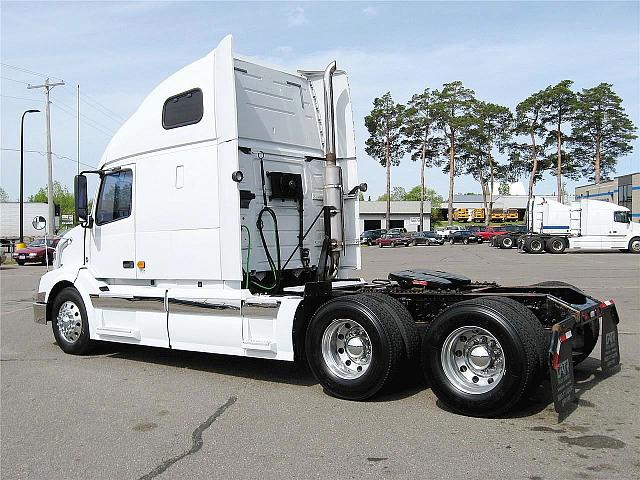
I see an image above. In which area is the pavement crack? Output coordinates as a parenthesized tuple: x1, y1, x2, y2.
(137, 395, 237, 480)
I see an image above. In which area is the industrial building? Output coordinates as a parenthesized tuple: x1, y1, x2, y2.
(575, 172, 640, 222)
(359, 201, 432, 232)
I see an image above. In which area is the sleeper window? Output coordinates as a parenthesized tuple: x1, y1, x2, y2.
(162, 89, 203, 129)
(95, 170, 133, 225)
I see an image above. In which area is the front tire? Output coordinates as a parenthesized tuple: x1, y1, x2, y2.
(305, 295, 404, 400)
(422, 297, 545, 417)
(51, 287, 93, 355)
(463, 238, 469, 245)
(628, 237, 640, 254)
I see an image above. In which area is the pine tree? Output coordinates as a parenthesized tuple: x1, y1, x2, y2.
(571, 83, 637, 183)
(432, 81, 475, 226)
(365, 92, 405, 229)
(402, 88, 444, 231)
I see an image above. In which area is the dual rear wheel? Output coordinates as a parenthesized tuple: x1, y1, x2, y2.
(306, 294, 548, 417)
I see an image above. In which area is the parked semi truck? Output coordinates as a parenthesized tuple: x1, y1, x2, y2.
(33, 36, 620, 417)
(520, 196, 640, 254)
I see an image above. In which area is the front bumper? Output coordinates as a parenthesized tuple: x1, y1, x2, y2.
(33, 292, 46, 324)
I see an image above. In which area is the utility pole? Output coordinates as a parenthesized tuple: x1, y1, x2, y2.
(77, 84, 80, 174)
(28, 78, 65, 234)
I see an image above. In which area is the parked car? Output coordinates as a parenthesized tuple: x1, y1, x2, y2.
(411, 231, 444, 246)
(387, 227, 407, 235)
(360, 229, 386, 246)
(436, 225, 466, 239)
(378, 232, 412, 247)
(12, 237, 60, 265)
(448, 230, 482, 245)
(476, 226, 506, 242)
(466, 225, 482, 233)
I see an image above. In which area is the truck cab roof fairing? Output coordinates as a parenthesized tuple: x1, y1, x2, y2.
(99, 35, 237, 168)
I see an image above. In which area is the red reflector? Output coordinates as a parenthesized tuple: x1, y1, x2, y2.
(412, 280, 429, 286)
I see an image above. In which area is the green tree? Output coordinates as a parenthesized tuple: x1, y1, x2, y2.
(510, 90, 550, 207)
(0, 187, 9, 202)
(377, 186, 406, 202)
(571, 83, 637, 183)
(365, 92, 406, 229)
(460, 100, 513, 225)
(539, 80, 578, 202)
(498, 183, 511, 195)
(402, 88, 444, 231)
(432, 81, 476, 226)
(29, 181, 74, 215)
(403, 185, 443, 207)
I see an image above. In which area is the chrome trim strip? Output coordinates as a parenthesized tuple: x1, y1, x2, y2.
(168, 298, 241, 316)
(33, 302, 47, 324)
(90, 294, 166, 312)
(242, 300, 281, 318)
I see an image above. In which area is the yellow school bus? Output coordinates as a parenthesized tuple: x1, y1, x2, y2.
(472, 208, 485, 223)
(505, 208, 519, 221)
(491, 209, 505, 222)
(453, 208, 470, 222)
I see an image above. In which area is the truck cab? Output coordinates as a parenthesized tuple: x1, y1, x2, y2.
(36, 35, 361, 360)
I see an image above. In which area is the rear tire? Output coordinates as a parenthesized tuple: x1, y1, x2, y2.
(449, 238, 455, 245)
(305, 294, 404, 400)
(422, 297, 545, 417)
(361, 293, 421, 373)
(51, 287, 94, 355)
(16, 261, 25, 266)
(545, 237, 566, 254)
(500, 236, 514, 249)
(524, 236, 544, 254)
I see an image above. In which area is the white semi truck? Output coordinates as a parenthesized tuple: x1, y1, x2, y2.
(33, 36, 621, 417)
(521, 196, 640, 254)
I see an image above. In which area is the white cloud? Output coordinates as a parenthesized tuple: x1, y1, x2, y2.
(363, 6, 378, 17)
(286, 6, 308, 27)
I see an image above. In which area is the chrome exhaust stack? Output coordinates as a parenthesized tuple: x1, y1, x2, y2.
(322, 61, 343, 277)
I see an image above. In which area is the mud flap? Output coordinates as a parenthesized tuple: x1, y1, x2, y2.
(600, 302, 620, 371)
(549, 329, 576, 414)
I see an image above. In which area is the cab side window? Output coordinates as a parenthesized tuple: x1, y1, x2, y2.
(613, 211, 629, 224)
(95, 170, 133, 225)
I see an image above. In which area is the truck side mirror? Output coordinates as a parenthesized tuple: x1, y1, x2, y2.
(74, 174, 89, 222)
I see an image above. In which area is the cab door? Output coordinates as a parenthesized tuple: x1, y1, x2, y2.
(89, 165, 137, 279)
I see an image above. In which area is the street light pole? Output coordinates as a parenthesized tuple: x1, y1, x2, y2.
(19, 109, 41, 246)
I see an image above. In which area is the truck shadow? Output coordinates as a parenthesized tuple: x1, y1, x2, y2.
(434, 356, 618, 420)
(99, 342, 318, 387)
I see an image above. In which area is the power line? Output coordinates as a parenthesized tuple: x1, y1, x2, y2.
(1, 63, 63, 82)
(1, 147, 97, 169)
(82, 93, 126, 122)
(1, 94, 42, 102)
(1, 76, 29, 84)
(51, 100, 115, 138)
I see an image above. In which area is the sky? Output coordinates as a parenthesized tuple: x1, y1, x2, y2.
(1, 1, 638, 202)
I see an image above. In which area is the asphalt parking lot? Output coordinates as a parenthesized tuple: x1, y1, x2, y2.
(1, 245, 639, 480)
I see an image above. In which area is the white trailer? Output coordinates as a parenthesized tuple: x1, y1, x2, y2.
(0, 202, 49, 241)
(32, 36, 621, 417)
(521, 196, 640, 253)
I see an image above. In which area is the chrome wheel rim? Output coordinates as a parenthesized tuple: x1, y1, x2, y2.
(57, 300, 82, 343)
(321, 319, 372, 379)
(504, 238, 513, 248)
(531, 240, 542, 251)
(631, 240, 640, 252)
(441, 326, 505, 394)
